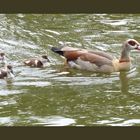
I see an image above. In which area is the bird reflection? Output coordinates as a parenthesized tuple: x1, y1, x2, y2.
(119, 71, 129, 94)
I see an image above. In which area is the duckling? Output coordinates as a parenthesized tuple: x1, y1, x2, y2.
(0, 52, 7, 65)
(0, 65, 14, 79)
(24, 55, 50, 68)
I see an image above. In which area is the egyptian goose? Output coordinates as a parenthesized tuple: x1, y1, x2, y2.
(24, 55, 50, 68)
(0, 65, 14, 79)
(51, 39, 140, 73)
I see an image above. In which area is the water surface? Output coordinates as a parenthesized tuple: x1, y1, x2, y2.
(0, 14, 140, 126)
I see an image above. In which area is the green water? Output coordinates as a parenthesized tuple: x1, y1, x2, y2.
(0, 14, 140, 126)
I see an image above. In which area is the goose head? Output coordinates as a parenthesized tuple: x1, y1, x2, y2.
(120, 39, 140, 62)
(124, 39, 140, 50)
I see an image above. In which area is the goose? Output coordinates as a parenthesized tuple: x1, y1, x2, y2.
(24, 55, 50, 68)
(0, 65, 14, 79)
(51, 39, 140, 73)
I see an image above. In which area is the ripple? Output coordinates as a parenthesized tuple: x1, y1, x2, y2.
(100, 19, 129, 26)
(94, 117, 124, 125)
(0, 117, 12, 125)
(51, 76, 119, 86)
(94, 117, 140, 126)
(0, 39, 39, 49)
(0, 89, 26, 96)
(0, 100, 16, 106)
(29, 116, 76, 126)
(109, 119, 140, 126)
(13, 81, 51, 87)
(45, 29, 61, 35)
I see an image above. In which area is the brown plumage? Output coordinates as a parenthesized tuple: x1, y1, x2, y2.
(24, 55, 50, 68)
(51, 39, 140, 73)
(0, 65, 14, 79)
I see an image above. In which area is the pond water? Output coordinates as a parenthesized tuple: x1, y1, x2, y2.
(0, 14, 140, 126)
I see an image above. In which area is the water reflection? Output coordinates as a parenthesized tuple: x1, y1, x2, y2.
(119, 72, 129, 94)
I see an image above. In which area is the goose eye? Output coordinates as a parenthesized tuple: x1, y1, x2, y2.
(128, 40, 136, 46)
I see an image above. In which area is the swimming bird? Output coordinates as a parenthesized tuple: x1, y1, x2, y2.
(0, 65, 14, 79)
(51, 39, 140, 73)
(24, 55, 50, 68)
(0, 52, 7, 64)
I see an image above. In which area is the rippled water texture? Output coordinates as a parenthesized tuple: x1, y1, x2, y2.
(1, 14, 140, 126)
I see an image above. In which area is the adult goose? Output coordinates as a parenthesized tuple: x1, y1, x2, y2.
(51, 39, 140, 73)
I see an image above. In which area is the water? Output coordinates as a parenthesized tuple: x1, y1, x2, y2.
(0, 14, 140, 126)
